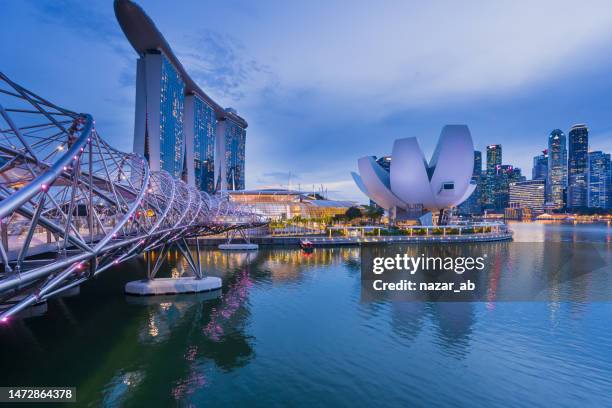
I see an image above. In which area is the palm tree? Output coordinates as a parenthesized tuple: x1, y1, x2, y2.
(363, 205, 384, 223)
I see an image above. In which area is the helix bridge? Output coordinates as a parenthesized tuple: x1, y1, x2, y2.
(0, 73, 266, 321)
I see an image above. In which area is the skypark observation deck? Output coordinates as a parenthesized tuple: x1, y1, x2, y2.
(113, 0, 246, 128)
(114, 0, 248, 192)
(0, 74, 264, 321)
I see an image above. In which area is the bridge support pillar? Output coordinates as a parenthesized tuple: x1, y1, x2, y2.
(218, 228, 259, 251)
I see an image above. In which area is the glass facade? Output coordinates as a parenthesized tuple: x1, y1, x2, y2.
(458, 150, 482, 215)
(532, 151, 548, 181)
(229, 190, 353, 220)
(193, 96, 216, 193)
(547, 129, 567, 208)
(159, 55, 185, 179)
(509, 179, 546, 214)
(588, 151, 611, 209)
(493, 165, 524, 211)
(485, 145, 502, 209)
(224, 119, 247, 190)
(567, 124, 589, 208)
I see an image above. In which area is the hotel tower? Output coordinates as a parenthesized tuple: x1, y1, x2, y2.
(114, 0, 248, 192)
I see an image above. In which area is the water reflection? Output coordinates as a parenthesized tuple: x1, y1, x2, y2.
(204, 270, 252, 342)
(126, 291, 222, 344)
(102, 370, 145, 407)
(0, 223, 610, 407)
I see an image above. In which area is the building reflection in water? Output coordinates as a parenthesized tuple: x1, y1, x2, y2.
(171, 345, 207, 401)
(115, 228, 611, 402)
(127, 292, 222, 345)
(101, 370, 145, 407)
(389, 302, 426, 343)
(430, 302, 475, 358)
(203, 270, 252, 342)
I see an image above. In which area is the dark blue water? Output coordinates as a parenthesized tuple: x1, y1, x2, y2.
(0, 222, 611, 407)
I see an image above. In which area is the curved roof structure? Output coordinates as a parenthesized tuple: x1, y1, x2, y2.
(353, 125, 476, 212)
(114, 0, 247, 128)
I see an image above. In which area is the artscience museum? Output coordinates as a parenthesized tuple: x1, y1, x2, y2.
(352, 125, 476, 224)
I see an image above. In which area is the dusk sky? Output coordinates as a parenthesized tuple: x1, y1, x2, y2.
(4, 0, 612, 202)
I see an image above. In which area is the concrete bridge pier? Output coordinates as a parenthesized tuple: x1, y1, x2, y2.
(125, 243, 221, 296)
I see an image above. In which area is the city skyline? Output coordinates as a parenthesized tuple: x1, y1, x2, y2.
(4, 0, 612, 202)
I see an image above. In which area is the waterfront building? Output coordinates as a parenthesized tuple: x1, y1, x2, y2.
(458, 150, 482, 215)
(493, 164, 522, 211)
(185, 95, 216, 193)
(588, 151, 611, 209)
(352, 125, 476, 224)
(532, 150, 548, 181)
(228, 189, 355, 220)
(546, 129, 567, 208)
(484, 144, 502, 210)
(376, 156, 392, 172)
(369, 156, 392, 209)
(508, 179, 546, 215)
(115, 0, 248, 192)
(567, 124, 589, 208)
(216, 115, 247, 191)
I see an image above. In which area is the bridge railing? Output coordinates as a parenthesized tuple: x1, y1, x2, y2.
(0, 74, 267, 321)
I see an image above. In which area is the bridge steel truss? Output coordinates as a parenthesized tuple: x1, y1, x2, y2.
(0, 73, 265, 321)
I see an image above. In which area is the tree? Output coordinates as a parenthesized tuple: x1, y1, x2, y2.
(345, 206, 362, 220)
(363, 205, 384, 223)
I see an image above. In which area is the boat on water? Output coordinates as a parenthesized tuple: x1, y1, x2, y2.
(300, 239, 314, 252)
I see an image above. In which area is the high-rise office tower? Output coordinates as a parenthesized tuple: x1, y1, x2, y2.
(546, 129, 567, 208)
(485, 144, 502, 210)
(458, 151, 482, 215)
(567, 124, 589, 208)
(588, 151, 611, 209)
(532, 150, 548, 181)
(493, 164, 522, 211)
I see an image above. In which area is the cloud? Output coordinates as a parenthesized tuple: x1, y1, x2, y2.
(26, 0, 121, 43)
(254, 171, 300, 187)
(25, 0, 135, 88)
(177, 30, 278, 104)
(230, 0, 612, 117)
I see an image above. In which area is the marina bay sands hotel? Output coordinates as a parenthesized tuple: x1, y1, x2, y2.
(114, 0, 247, 192)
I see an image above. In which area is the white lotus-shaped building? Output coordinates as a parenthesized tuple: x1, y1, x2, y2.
(352, 125, 476, 215)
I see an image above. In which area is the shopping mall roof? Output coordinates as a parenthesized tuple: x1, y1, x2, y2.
(228, 189, 305, 196)
(308, 200, 356, 208)
(228, 189, 356, 207)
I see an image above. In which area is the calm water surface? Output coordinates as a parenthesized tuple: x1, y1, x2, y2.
(0, 222, 611, 407)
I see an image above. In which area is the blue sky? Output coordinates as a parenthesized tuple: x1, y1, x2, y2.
(4, 0, 612, 202)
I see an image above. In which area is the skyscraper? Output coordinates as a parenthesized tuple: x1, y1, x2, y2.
(485, 144, 502, 210)
(185, 95, 216, 193)
(216, 115, 247, 191)
(532, 150, 548, 181)
(567, 124, 589, 208)
(588, 151, 611, 209)
(115, 0, 249, 192)
(458, 150, 482, 215)
(493, 164, 522, 211)
(546, 129, 567, 208)
(133, 51, 186, 179)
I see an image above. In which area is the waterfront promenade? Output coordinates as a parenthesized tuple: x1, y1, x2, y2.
(195, 222, 513, 246)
